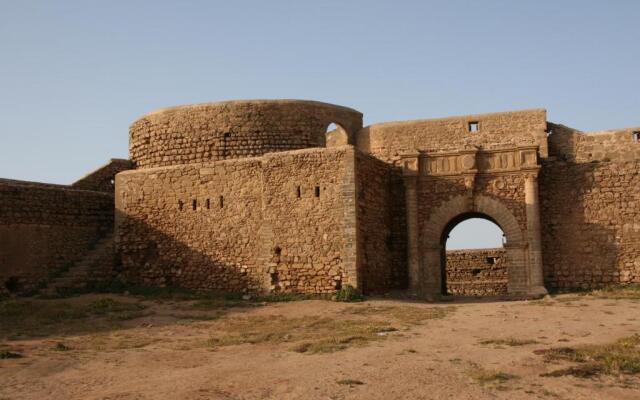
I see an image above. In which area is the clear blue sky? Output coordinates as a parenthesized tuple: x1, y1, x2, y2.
(1, 1, 639, 184)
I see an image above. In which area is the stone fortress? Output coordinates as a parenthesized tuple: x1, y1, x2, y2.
(1, 99, 639, 299)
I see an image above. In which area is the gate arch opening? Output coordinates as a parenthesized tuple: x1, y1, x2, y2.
(440, 212, 507, 296)
(325, 123, 348, 147)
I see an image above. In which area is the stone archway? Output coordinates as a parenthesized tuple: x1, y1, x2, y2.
(401, 146, 548, 299)
(420, 195, 529, 297)
(440, 212, 506, 295)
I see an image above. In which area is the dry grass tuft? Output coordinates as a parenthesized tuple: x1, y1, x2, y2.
(341, 305, 455, 326)
(468, 365, 518, 385)
(537, 334, 640, 378)
(0, 297, 148, 339)
(590, 284, 640, 300)
(207, 315, 396, 354)
(337, 379, 365, 386)
(479, 338, 539, 347)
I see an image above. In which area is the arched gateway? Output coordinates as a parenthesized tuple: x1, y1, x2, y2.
(400, 146, 547, 299)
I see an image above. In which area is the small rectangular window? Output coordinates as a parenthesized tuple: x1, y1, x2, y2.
(192, 199, 197, 210)
(219, 195, 224, 208)
(205, 199, 210, 209)
(296, 186, 301, 198)
(315, 186, 320, 197)
(633, 131, 640, 142)
(178, 200, 183, 211)
(468, 121, 479, 132)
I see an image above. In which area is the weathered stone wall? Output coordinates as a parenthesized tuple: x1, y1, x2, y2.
(115, 146, 358, 294)
(129, 100, 363, 169)
(445, 249, 507, 296)
(540, 159, 640, 290)
(355, 152, 407, 293)
(0, 180, 114, 294)
(417, 174, 527, 241)
(261, 147, 356, 293)
(358, 109, 549, 164)
(72, 158, 133, 192)
(548, 124, 640, 163)
(115, 158, 264, 291)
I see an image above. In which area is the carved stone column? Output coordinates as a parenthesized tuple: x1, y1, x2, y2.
(405, 176, 421, 294)
(524, 172, 547, 295)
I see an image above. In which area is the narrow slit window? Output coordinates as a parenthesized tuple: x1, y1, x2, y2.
(633, 131, 640, 142)
(315, 186, 320, 197)
(219, 195, 224, 208)
(178, 200, 184, 211)
(468, 121, 479, 132)
(296, 186, 301, 198)
(224, 132, 231, 139)
(205, 198, 210, 209)
(192, 199, 197, 210)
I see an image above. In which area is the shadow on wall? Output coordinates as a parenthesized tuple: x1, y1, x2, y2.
(115, 211, 260, 292)
(540, 160, 621, 290)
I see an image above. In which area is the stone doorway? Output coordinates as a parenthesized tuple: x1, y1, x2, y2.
(440, 212, 508, 296)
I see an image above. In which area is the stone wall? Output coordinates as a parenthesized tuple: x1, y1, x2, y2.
(445, 249, 507, 296)
(358, 109, 549, 164)
(540, 159, 640, 290)
(355, 152, 406, 293)
(72, 158, 133, 192)
(129, 100, 363, 169)
(0, 180, 114, 294)
(115, 146, 358, 294)
(548, 124, 640, 163)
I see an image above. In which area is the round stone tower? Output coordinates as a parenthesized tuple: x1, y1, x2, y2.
(129, 99, 363, 169)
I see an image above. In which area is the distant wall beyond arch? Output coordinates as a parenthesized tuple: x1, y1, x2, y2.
(324, 123, 349, 147)
(129, 100, 363, 169)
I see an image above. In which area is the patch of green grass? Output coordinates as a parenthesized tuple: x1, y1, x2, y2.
(335, 285, 364, 302)
(207, 315, 395, 354)
(590, 284, 640, 300)
(256, 292, 326, 302)
(537, 334, 640, 378)
(479, 338, 539, 347)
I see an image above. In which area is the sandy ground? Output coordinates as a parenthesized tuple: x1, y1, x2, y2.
(1, 293, 639, 400)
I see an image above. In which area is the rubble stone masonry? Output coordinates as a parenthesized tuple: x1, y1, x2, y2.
(2, 99, 639, 297)
(115, 146, 358, 293)
(445, 249, 508, 296)
(0, 179, 114, 294)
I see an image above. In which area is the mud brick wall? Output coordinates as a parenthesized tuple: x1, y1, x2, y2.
(0, 180, 114, 294)
(358, 109, 548, 164)
(129, 100, 362, 169)
(355, 152, 407, 293)
(445, 249, 507, 296)
(115, 146, 358, 294)
(72, 158, 133, 192)
(540, 159, 640, 290)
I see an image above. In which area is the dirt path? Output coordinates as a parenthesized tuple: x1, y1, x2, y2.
(1, 293, 639, 399)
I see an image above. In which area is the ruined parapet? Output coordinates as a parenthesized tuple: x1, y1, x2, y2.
(129, 99, 363, 169)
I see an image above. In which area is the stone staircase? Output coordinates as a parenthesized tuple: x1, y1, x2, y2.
(41, 232, 116, 296)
